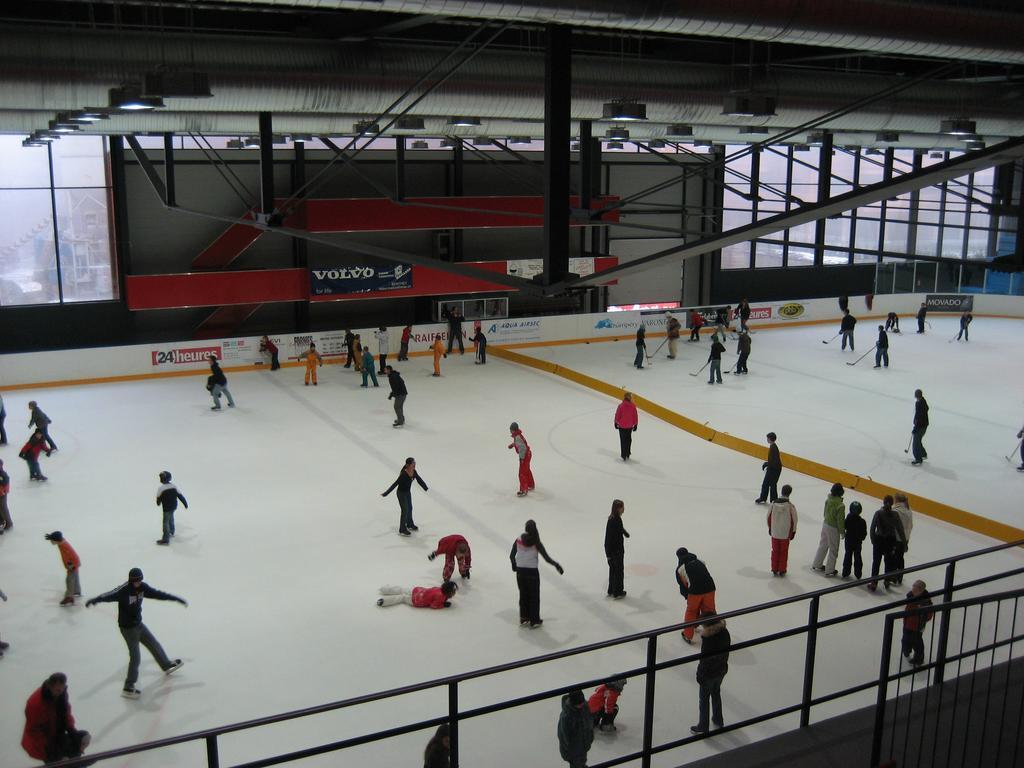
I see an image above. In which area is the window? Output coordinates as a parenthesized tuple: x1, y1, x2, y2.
(0, 135, 115, 306)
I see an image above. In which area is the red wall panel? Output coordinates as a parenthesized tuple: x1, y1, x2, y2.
(126, 269, 308, 311)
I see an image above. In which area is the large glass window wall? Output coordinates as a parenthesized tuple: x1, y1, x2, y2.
(0, 135, 116, 306)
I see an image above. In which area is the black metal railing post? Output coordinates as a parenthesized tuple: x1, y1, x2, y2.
(641, 635, 658, 768)
(449, 681, 459, 768)
(800, 595, 820, 727)
(206, 735, 220, 768)
(870, 614, 896, 767)
(934, 561, 956, 686)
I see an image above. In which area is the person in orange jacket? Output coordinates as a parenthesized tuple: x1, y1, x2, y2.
(301, 342, 323, 386)
(22, 673, 91, 763)
(430, 334, 446, 377)
(45, 532, 81, 606)
(588, 679, 626, 732)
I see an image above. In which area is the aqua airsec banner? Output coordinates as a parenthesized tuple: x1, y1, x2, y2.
(310, 265, 413, 297)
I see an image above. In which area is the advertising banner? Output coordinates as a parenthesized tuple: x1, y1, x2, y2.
(150, 345, 221, 369)
(310, 265, 412, 297)
(925, 294, 974, 312)
(775, 301, 807, 320)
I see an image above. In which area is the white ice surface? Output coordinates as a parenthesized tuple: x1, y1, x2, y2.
(1, 318, 1022, 768)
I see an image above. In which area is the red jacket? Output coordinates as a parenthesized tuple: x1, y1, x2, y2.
(411, 586, 448, 609)
(587, 685, 621, 715)
(21, 436, 46, 461)
(614, 400, 639, 430)
(260, 338, 278, 354)
(22, 685, 76, 761)
(435, 535, 472, 568)
(691, 311, 704, 329)
(401, 327, 412, 343)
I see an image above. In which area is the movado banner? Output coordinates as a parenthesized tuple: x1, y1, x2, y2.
(925, 294, 974, 312)
(310, 265, 412, 296)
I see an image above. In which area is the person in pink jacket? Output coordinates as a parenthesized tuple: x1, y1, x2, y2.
(767, 485, 798, 576)
(376, 581, 457, 609)
(428, 535, 472, 580)
(614, 392, 639, 461)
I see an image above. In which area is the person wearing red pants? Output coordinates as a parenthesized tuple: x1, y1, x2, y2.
(428, 534, 472, 580)
(675, 548, 716, 644)
(767, 485, 798, 576)
(508, 422, 534, 497)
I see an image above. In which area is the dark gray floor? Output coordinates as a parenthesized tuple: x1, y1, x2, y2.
(681, 657, 1024, 768)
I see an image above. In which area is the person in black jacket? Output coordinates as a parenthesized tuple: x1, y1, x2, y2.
(868, 496, 907, 592)
(385, 366, 407, 427)
(676, 548, 716, 643)
(27, 400, 57, 452)
(841, 501, 867, 579)
(840, 309, 857, 351)
(916, 302, 927, 333)
(155, 471, 188, 545)
(690, 613, 730, 734)
(911, 389, 929, 465)
(343, 330, 355, 368)
(838, 295, 849, 314)
(874, 325, 889, 368)
(735, 331, 751, 374)
(634, 325, 647, 369)
(956, 311, 973, 341)
(423, 723, 450, 768)
(755, 432, 782, 504)
(381, 457, 428, 535)
(707, 338, 725, 384)
(604, 500, 630, 599)
(85, 568, 186, 698)
(444, 306, 465, 355)
(737, 298, 752, 333)
(885, 311, 901, 333)
(206, 356, 235, 410)
(470, 327, 487, 364)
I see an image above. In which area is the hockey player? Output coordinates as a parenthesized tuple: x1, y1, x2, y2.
(707, 337, 725, 384)
(430, 334, 445, 376)
(956, 311, 973, 341)
(689, 309, 704, 341)
(874, 325, 889, 368)
(666, 313, 681, 358)
(508, 422, 535, 497)
(840, 309, 857, 351)
(86, 568, 186, 699)
(588, 679, 626, 732)
(374, 327, 389, 373)
(427, 535, 472, 580)
(735, 330, 751, 374)
(376, 581, 457, 609)
(20, 429, 49, 481)
(45, 532, 81, 606)
(911, 389, 929, 465)
(885, 311, 901, 333)
(155, 471, 188, 545)
(1017, 424, 1024, 471)
(381, 457, 428, 536)
(916, 302, 927, 333)
(301, 342, 323, 386)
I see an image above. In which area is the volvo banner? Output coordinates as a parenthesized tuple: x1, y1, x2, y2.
(925, 294, 974, 312)
(310, 265, 413, 297)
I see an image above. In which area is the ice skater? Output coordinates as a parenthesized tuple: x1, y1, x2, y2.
(735, 330, 751, 374)
(385, 365, 407, 427)
(767, 485, 798, 577)
(874, 325, 889, 368)
(427, 535, 471, 580)
(376, 581, 457, 609)
(20, 429, 49, 481)
(707, 337, 725, 384)
(0, 391, 6, 445)
(676, 547, 716, 644)
(301, 342, 323, 386)
(689, 309, 704, 341)
(892, 493, 913, 582)
(840, 309, 857, 351)
(737, 298, 752, 333)
(27, 401, 57, 452)
(634, 325, 647, 369)
(352, 335, 363, 372)
(811, 484, 845, 577)
(558, 689, 594, 768)
(956, 311, 973, 341)
(588, 679, 626, 732)
(45, 532, 81, 606)
(666, 313, 681, 358)
(614, 392, 638, 461)
(0, 459, 11, 533)
(360, 345, 379, 388)
(604, 500, 629, 599)
(510, 519, 563, 628)
(471, 326, 487, 364)
(902, 580, 933, 667)
(911, 389, 929, 465)
(755, 432, 782, 504)
(868, 496, 907, 591)
(374, 327, 389, 373)
(86, 567, 186, 699)
(885, 311, 901, 333)
(841, 501, 866, 579)
(21, 673, 92, 764)
(508, 422, 535, 497)
(398, 325, 411, 361)
(690, 613, 730, 735)
(259, 336, 280, 370)
(1016, 424, 1024, 471)
(916, 302, 927, 333)
(445, 305, 465, 355)
(430, 334, 445, 376)
(155, 471, 188, 545)
(381, 457, 428, 536)
(207, 356, 235, 409)
(343, 330, 355, 368)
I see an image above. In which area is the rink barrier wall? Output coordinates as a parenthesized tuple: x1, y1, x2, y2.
(490, 346, 1024, 545)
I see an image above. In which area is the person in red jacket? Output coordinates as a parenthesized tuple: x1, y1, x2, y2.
(22, 672, 91, 763)
(398, 325, 412, 361)
(259, 336, 280, 371)
(45, 532, 81, 607)
(689, 309, 705, 342)
(588, 679, 626, 732)
(20, 429, 49, 481)
(613, 392, 639, 461)
(428, 535, 472, 580)
(376, 581, 457, 609)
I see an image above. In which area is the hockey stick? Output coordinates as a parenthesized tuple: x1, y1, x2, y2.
(846, 346, 876, 366)
(723, 360, 739, 375)
(822, 332, 841, 345)
(904, 433, 913, 454)
(689, 361, 710, 377)
(647, 338, 668, 364)
(925, 320, 933, 330)
(1005, 440, 1023, 462)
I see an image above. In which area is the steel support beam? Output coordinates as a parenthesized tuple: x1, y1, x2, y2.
(452, 140, 464, 262)
(813, 132, 834, 265)
(258, 112, 275, 220)
(293, 140, 309, 330)
(163, 133, 177, 208)
(555, 135, 1024, 291)
(543, 23, 571, 285)
(395, 135, 406, 202)
(124, 134, 167, 205)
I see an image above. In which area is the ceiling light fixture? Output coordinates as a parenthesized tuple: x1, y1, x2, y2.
(602, 100, 647, 121)
(722, 94, 776, 117)
(395, 116, 426, 131)
(647, 139, 666, 149)
(48, 120, 80, 133)
(940, 118, 977, 136)
(440, 137, 460, 148)
(226, 138, 245, 149)
(472, 136, 492, 146)
(508, 136, 532, 145)
(963, 140, 985, 150)
(447, 116, 481, 127)
(410, 139, 430, 149)
(806, 131, 828, 145)
(108, 84, 164, 111)
(354, 120, 381, 135)
(22, 138, 47, 148)
(605, 141, 625, 150)
(875, 131, 900, 143)
(605, 127, 629, 141)
(666, 124, 694, 137)
(694, 140, 714, 148)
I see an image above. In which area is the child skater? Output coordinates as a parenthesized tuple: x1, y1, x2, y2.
(44, 532, 81, 606)
(376, 581, 457, 609)
(471, 326, 487, 364)
(508, 422, 535, 497)
(588, 679, 627, 732)
(430, 334, 445, 376)
(841, 501, 867, 579)
(155, 471, 188, 546)
(381, 457, 428, 536)
(20, 429, 49, 481)
(510, 519, 564, 628)
(428, 535, 472, 580)
(301, 342, 323, 386)
(360, 345, 379, 388)
(902, 580, 934, 668)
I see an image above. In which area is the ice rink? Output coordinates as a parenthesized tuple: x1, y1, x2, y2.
(1, 314, 1022, 768)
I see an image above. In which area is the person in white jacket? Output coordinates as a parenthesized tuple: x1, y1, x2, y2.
(767, 485, 798, 577)
(891, 493, 913, 584)
(374, 327, 390, 374)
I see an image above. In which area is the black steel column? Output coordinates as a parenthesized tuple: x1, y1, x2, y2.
(813, 132, 834, 266)
(292, 140, 309, 330)
(452, 140, 464, 262)
(579, 120, 602, 257)
(543, 23, 571, 285)
(109, 136, 132, 303)
(162, 133, 176, 208)
(258, 112, 275, 219)
(395, 136, 406, 201)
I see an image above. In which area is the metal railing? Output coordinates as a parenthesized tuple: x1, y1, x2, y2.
(45, 539, 1024, 768)
(871, 587, 1024, 768)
